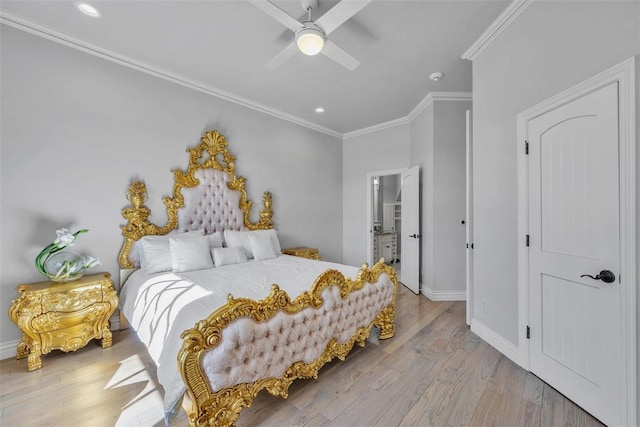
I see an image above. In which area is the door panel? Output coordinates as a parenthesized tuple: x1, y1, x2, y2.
(541, 274, 599, 383)
(401, 166, 420, 294)
(528, 82, 622, 426)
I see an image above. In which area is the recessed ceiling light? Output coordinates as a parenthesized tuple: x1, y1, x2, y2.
(315, 107, 325, 113)
(75, 2, 102, 18)
(430, 72, 444, 82)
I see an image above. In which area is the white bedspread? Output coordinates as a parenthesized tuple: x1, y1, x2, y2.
(119, 255, 363, 415)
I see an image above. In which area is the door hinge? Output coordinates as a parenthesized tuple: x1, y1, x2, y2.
(525, 235, 530, 247)
(525, 140, 529, 155)
(526, 326, 530, 339)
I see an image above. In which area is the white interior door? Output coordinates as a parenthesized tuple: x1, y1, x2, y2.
(401, 166, 420, 294)
(527, 82, 623, 426)
(465, 109, 473, 326)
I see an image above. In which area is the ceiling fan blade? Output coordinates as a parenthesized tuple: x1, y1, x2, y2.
(315, 0, 373, 35)
(321, 40, 360, 71)
(265, 42, 299, 69)
(248, 0, 303, 32)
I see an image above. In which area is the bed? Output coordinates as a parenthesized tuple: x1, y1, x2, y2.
(117, 130, 398, 426)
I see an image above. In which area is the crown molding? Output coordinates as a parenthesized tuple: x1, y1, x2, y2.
(343, 91, 472, 140)
(461, 0, 533, 61)
(342, 117, 409, 140)
(407, 91, 473, 121)
(0, 12, 342, 139)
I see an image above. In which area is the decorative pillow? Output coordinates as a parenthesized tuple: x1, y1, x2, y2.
(170, 235, 214, 273)
(255, 229, 281, 255)
(248, 232, 278, 261)
(139, 230, 204, 274)
(211, 247, 248, 267)
(224, 229, 281, 259)
(224, 230, 253, 259)
(208, 231, 224, 248)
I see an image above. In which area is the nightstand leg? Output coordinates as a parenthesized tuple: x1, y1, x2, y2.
(27, 348, 42, 371)
(16, 338, 29, 360)
(101, 328, 113, 348)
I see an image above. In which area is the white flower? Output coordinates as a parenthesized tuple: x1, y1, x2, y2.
(82, 255, 101, 269)
(54, 228, 75, 248)
(36, 228, 95, 281)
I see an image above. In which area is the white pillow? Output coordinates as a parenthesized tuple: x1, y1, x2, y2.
(224, 230, 253, 259)
(211, 247, 247, 267)
(224, 229, 281, 259)
(255, 229, 282, 254)
(170, 235, 214, 272)
(248, 232, 278, 261)
(139, 230, 204, 273)
(140, 238, 172, 274)
(208, 231, 224, 248)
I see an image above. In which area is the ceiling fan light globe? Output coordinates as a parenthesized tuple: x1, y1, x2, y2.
(295, 26, 325, 56)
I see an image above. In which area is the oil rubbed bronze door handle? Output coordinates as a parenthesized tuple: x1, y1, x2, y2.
(580, 270, 616, 283)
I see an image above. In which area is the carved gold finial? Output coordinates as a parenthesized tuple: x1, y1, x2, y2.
(259, 192, 273, 229)
(126, 181, 148, 210)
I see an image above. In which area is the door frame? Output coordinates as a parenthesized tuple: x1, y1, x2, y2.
(465, 109, 474, 326)
(366, 168, 407, 267)
(516, 57, 637, 425)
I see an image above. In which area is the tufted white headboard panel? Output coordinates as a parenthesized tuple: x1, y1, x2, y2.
(119, 130, 274, 271)
(177, 169, 247, 234)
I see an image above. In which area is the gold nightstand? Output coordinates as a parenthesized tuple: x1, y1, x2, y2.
(8, 272, 118, 371)
(282, 247, 321, 260)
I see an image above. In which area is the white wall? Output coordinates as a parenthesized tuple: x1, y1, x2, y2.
(410, 103, 435, 288)
(470, 1, 639, 418)
(433, 101, 469, 295)
(0, 26, 343, 347)
(410, 100, 470, 297)
(342, 125, 411, 266)
(381, 175, 400, 203)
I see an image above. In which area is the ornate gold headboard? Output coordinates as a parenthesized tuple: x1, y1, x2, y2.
(118, 130, 273, 269)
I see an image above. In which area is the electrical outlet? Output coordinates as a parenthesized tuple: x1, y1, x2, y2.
(481, 300, 487, 311)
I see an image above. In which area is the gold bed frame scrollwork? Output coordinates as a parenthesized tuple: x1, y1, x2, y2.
(118, 130, 274, 269)
(118, 130, 398, 426)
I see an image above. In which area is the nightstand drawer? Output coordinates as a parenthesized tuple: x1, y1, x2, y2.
(32, 302, 112, 332)
(41, 285, 103, 312)
(39, 323, 98, 353)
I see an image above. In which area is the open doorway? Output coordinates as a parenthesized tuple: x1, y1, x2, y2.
(371, 173, 402, 278)
(367, 166, 420, 294)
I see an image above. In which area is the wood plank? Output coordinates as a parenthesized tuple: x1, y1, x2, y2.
(541, 383, 566, 426)
(514, 373, 544, 427)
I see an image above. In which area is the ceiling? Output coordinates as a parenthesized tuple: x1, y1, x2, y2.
(0, 0, 509, 136)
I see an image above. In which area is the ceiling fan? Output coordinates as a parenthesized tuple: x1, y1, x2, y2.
(249, 0, 372, 71)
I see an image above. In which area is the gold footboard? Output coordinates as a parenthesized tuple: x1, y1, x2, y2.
(178, 261, 398, 426)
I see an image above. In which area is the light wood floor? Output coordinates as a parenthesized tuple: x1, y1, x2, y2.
(0, 285, 604, 427)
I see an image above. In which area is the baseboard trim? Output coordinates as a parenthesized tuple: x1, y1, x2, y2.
(470, 318, 520, 365)
(1, 315, 120, 362)
(420, 284, 466, 301)
(0, 339, 21, 361)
